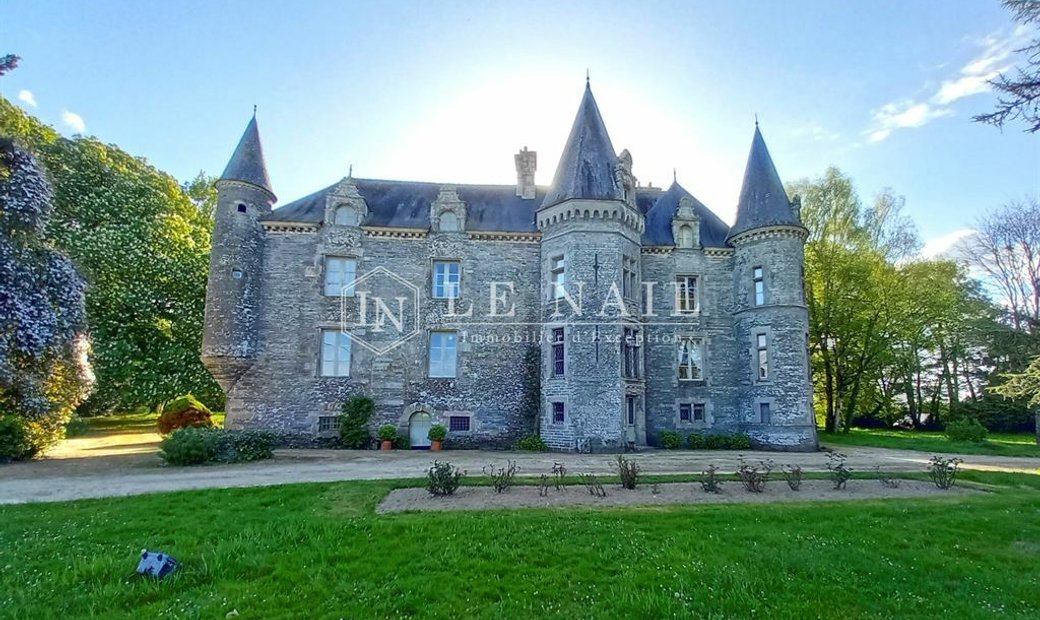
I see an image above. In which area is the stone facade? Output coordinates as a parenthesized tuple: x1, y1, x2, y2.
(201, 86, 818, 452)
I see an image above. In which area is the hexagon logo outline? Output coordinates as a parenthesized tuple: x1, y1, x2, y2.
(339, 265, 421, 355)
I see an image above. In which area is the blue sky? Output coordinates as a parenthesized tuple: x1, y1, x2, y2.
(4, 0, 1038, 254)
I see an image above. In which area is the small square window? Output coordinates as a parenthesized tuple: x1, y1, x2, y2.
(237, 203, 247, 213)
(679, 403, 692, 422)
(449, 415, 470, 432)
(552, 402, 565, 424)
(318, 415, 341, 433)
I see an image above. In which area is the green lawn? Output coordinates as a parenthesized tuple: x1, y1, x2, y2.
(1, 472, 1039, 619)
(822, 428, 1040, 457)
(81, 411, 226, 434)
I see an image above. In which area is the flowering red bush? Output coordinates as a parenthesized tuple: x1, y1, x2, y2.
(157, 394, 213, 435)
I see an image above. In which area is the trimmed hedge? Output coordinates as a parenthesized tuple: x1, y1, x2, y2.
(660, 430, 683, 449)
(945, 418, 987, 443)
(158, 394, 213, 435)
(0, 415, 33, 463)
(160, 428, 277, 466)
(515, 434, 548, 451)
(688, 431, 752, 450)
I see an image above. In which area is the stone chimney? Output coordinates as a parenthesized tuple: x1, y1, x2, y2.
(514, 147, 537, 199)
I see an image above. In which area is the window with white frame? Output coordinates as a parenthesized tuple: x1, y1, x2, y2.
(432, 260, 461, 299)
(676, 224, 694, 249)
(551, 327, 565, 377)
(551, 401, 565, 424)
(753, 266, 765, 306)
(550, 255, 566, 299)
(677, 336, 704, 381)
(756, 333, 769, 380)
(324, 257, 357, 297)
(320, 329, 352, 377)
(622, 327, 642, 379)
(622, 255, 638, 299)
(334, 205, 358, 226)
(676, 275, 699, 313)
(428, 331, 458, 378)
(318, 415, 341, 433)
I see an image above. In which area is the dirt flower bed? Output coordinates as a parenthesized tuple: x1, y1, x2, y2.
(377, 479, 977, 513)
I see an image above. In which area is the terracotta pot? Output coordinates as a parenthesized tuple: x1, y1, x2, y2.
(431, 439, 443, 451)
(380, 440, 393, 451)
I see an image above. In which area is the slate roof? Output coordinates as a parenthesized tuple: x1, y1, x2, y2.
(643, 181, 732, 248)
(541, 81, 623, 208)
(727, 125, 800, 240)
(220, 116, 274, 196)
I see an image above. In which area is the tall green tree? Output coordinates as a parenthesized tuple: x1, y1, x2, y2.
(0, 96, 221, 413)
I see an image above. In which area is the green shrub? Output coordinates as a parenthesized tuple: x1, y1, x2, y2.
(64, 415, 89, 438)
(428, 424, 447, 442)
(394, 434, 410, 450)
(945, 418, 987, 443)
(214, 430, 277, 463)
(660, 430, 683, 449)
(378, 424, 398, 442)
(0, 415, 33, 462)
(705, 433, 729, 450)
(728, 432, 752, 450)
(160, 427, 217, 465)
(688, 432, 707, 449)
(950, 398, 1034, 433)
(157, 394, 213, 435)
(339, 396, 374, 448)
(515, 434, 548, 451)
(427, 461, 465, 496)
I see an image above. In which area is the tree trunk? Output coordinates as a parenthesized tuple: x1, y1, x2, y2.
(822, 341, 837, 434)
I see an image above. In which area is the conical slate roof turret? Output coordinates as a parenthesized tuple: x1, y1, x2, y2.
(220, 114, 274, 197)
(541, 81, 622, 208)
(727, 125, 800, 241)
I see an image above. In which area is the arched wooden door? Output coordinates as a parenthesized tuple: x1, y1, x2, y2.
(409, 411, 432, 449)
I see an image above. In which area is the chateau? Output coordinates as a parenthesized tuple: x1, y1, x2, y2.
(201, 81, 817, 452)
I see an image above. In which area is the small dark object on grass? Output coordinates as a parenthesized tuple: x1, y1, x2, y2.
(737, 456, 772, 493)
(538, 474, 550, 497)
(875, 466, 900, 488)
(827, 452, 852, 490)
(136, 549, 178, 578)
(578, 473, 607, 497)
(651, 483, 661, 495)
(552, 462, 567, 490)
(781, 465, 803, 491)
(427, 461, 465, 496)
(700, 465, 723, 493)
(483, 460, 519, 493)
(615, 454, 640, 489)
(928, 455, 962, 490)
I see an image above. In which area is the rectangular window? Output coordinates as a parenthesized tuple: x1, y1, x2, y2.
(676, 275, 699, 313)
(432, 260, 461, 299)
(679, 403, 692, 422)
(324, 257, 357, 297)
(753, 266, 765, 306)
(428, 331, 458, 378)
(693, 403, 706, 422)
(552, 402, 565, 424)
(318, 415, 341, 433)
(677, 336, 704, 381)
(449, 415, 470, 432)
(622, 327, 641, 379)
(622, 256, 638, 298)
(756, 333, 769, 380)
(550, 255, 566, 299)
(626, 396, 636, 425)
(320, 329, 352, 377)
(551, 328, 565, 377)
(759, 402, 771, 424)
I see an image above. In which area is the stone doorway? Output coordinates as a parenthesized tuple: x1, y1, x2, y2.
(408, 411, 432, 449)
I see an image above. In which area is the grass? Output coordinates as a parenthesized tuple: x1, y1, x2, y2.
(80, 411, 226, 434)
(821, 427, 1040, 457)
(1, 471, 1039, 619)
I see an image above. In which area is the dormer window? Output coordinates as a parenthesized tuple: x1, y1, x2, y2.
(439, 211, 462, 232)
(334, 205, 359, 226)
(676, 225, 694, 248)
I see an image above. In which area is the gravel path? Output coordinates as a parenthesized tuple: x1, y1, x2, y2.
(1, 432, 1037, 505)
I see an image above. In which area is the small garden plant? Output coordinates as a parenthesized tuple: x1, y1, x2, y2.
(781, 465, 803, 491)
(615, 454, 640, 489)
(428, 424, 446, 442)
(660, 430, 683, 449)
(736, 457, 772, 493)
(700, 464, 723, 493)
(378, 424, 398, 443)
(928, 455, 962, 489)
(426, 461, 465, 496)
(876, 465, 900, 488)
(578, 473, 608, 497)
(552, 462, 567, 490)
(483, 460, 519, 493)
(944, 418, 987, 443)
(515, 434, 548, 451)
(827, 452, 852, 490)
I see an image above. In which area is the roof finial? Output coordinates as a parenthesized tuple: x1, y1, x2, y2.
(673, 168, 677, 183)
(348, 164, 353, 179)
(253, 104, 257, 118)
(586, 68, 590, 84)
(754, 112, 758, 127)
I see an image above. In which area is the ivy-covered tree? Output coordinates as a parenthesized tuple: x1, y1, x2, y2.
(0, 138, 93, 457)
(0, 96, 222, 413)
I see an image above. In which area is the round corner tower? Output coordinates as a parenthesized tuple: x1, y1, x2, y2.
(201, 114, 276, 390)
(727, 125, 817, 451)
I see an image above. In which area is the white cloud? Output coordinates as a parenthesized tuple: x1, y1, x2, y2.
(865, 100, 952, 142)
(920, 228, 977, 260)
(792, 124, 840, 142)
(61, 110, 85, 133)
(17, 90, 36, 108)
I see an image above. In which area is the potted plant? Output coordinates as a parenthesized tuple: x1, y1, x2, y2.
(428, 424, 447, 451)
(378, 424, 398, 451)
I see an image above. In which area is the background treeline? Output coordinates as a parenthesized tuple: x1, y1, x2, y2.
(790, 169, 1038, 436)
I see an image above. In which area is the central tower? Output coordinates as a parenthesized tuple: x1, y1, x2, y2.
(536, 81, 646, 451)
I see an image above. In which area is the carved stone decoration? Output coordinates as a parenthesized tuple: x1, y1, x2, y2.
(430, 186, 467, 232)
(672, 195, 701, 249)
(615, 148, 637, 207)
(791, 195, 802, 224)
(323, 177, 369, 227)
